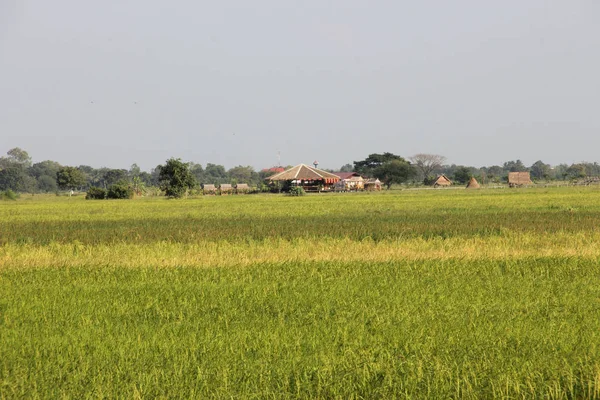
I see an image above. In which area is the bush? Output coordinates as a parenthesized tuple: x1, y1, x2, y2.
(86, 187, 107, 200)
(287, 186, 306, 196)
(107, 182, 134, 199)
(1, 189, 18, 201)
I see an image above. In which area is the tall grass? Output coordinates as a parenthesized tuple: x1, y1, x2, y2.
(1, 187, 600, 397)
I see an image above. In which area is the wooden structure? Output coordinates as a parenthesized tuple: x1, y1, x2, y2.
(203, 184, 217, 195)
(364, 178, 382, 191)
(333, 172, 365, 191)
(235, 183, 250, 193)
(220, 183, 234, 194)
(433, 175, 452, 187)
(466, 177, 480, 189)
(268, 164, 340, 192)
(508, 172, 532, 187)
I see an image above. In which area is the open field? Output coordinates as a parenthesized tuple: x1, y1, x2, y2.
(2, 188, 600, 398)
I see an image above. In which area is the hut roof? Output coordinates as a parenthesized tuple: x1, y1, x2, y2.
(203, 184, 216, 191)
(333, 172, 363, 180)
(236, 183, 249, 189)
(434, 174, 452, 186)
(466, 177, 480, 189)
(269, 164, 340, 184)
(508, 172, 532, 185)
(220, 184, 233, 190)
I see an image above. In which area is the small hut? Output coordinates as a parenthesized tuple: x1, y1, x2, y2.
(364, 178, 382, 191)
(508, 172, 532, 187)
(220, 183, 234, 194)
(203, 184, 217, 195)
(433, 175, 452, 187)
(466, 177, 480, 189)
(235, 183, 250, 194)
(333, 172, 365, 191)
(268, 164, 340, 192)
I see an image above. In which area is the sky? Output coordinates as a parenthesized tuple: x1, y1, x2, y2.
(1, 1, 599, 171)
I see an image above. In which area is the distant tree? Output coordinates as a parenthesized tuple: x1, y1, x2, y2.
(373, 159, 415, 189)
(128, 163, 141, 179)
(56, 167, 87, 191)
(103, 169, 128, 187)
(453, 166, 472, 184)
(503, 160, 528, 173)
(0, 147, 32, 168)
(530, 160, 551, 181)
(354, 153, 404, 177)
(37, 175, 58, 192)
(204, 163, 228, 184)
(566, 163, 587, 180)
(228, 165, 257, 185)
(410, 154, 446, 182)
(339, 164, 354, 172)
(157, 158, 197, 198)
(189, 163, 205, 184)
(0, 167, 26, 191)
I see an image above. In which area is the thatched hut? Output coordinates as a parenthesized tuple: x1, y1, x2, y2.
(364, 178, 382, 191)
(235, 183, 250, 193)
(508, 172, 532, 187)
(433, 175, 452, 187)
(268, 164, 340, 192)
(220, 183, 234, 194)
(466, 177, 480, 189)
(203, 184, 217, 195)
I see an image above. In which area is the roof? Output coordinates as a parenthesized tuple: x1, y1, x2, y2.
(220, 184, 233, 190)
(364, 178, 382, 184)
(268, 164, 340, 183)
(261, 167, 285, 173)
(508, 172, 532, 185)
(434, 175, 452, 186)
(203, 184, 217, 190)
(236, 183, 249, 189)
(333, 172, 362, 180)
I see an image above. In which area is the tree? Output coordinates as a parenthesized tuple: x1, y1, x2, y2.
(0, 167, 26, 191)
(227, 165, 257, 185)
(453, 166, 472, 184)
(103, 169, 128, 187)
(56, 167, 87, 191)
(566, 163, 587, 180)
(204, 163, 228, 184)
(410, 154, 446, 182)
(354, 153, 404, 176)
(503, 160, 528, 173)
(157, 158, 197, 198)
(339, 164, 354, 172)
(373, 159, 415, 189)
(530, 160, 551, 181)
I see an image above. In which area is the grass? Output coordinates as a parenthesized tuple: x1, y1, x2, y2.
(2, 187, 600, 398)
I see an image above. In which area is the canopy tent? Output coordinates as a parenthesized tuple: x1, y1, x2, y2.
(268, 164, 340, 185)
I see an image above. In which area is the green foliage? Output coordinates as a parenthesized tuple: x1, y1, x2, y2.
(56, 167, 87, 190)
(1, 189, 18, 200)
(287, 186, 306, 196)
(85, 187, 107, 200)
(353, 152, 404, 176)
(373, 159, 415, 189)
(158, 158, 197, 198)
(453, 165, 473, 184)
(106, 182, 134, 199)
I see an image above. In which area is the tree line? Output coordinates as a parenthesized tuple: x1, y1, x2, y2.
(1, 147, 599, 196)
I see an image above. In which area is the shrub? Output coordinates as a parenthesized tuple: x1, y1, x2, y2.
(287, 186, 306, 196)
(86, 187, 107, 200)
(1, 189, 18, 201)
(107, 182, 134, 199)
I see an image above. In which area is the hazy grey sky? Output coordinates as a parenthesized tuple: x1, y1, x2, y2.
(1, 1, 599, 171)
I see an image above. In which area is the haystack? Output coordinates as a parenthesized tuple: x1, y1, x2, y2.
(466, 177, 480, 189)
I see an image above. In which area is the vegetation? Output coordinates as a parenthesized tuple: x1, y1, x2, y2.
(2, 187, 600, 397)
(157, 158, 197, 198)
(85, 186, 107, 200)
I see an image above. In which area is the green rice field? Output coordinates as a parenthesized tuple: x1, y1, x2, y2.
(2, 187, 600, 398)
